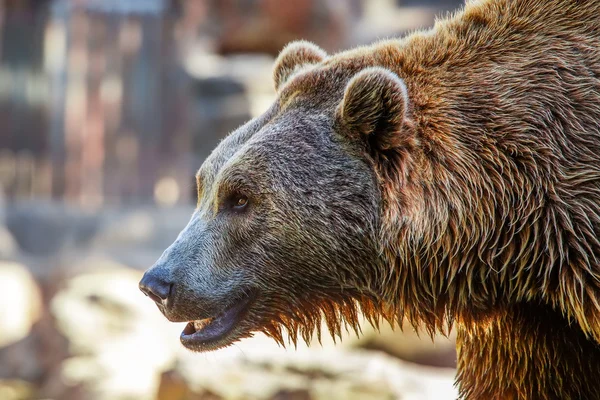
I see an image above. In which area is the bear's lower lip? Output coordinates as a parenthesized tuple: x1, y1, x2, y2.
(180, 293, 253, 351)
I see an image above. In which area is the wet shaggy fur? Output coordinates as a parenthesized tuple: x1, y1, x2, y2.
(143, 0, 600, 399)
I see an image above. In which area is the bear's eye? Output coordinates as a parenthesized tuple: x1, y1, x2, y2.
(231, 194, 249, 210)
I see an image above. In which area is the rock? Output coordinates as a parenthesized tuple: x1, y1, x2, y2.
(0, 379, 36, 400)
(0, 258, 79, 400)
(300, 315, 456, 368)
(163, 333, 457, 400)
(0, 261, 42, 348)
(355, 323, 457, 368)
(46, 258, 457, 399)
(156, 369, 217, 400)
(50, 265, 184, 400)
(0, 226, 18, 260)
(0, 308, 74, 399)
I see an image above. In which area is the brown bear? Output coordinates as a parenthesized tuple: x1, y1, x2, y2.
(139, 0, 600, 398)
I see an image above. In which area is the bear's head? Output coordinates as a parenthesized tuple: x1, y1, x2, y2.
(140, 41, 422, 351)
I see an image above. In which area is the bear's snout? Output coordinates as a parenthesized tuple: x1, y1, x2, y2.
(139, 269, 173, 306)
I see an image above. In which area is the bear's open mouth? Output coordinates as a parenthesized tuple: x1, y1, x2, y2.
(180, 293, 254, 350)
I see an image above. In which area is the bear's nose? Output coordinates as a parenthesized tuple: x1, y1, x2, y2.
(139, 271, 173, 305)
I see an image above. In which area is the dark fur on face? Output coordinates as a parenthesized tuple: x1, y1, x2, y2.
(142, 0, 600, 398)
(144, 78, 388, 350)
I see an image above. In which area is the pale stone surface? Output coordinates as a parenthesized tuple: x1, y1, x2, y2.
(0, 261, 42, 348)
(172, 335, 457, 400)
(0, 379, 36, 400)
(0, 226, 17, 259)
(47, 262, 457, 400)
(51, 265, 183, 400)
(351, 322, 456, 368)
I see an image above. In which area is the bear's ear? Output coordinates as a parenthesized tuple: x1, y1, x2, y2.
(338, 67, 410, 152)
(273, 41, 327, 91)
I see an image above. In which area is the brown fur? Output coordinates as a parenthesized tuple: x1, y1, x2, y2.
(274, 0, 600, 397)
(142, 0, 600, 398)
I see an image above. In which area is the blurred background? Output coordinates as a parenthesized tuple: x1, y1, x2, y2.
(0, 0, 464, 399)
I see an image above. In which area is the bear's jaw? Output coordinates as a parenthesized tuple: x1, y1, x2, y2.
(180, 293, 254, 351)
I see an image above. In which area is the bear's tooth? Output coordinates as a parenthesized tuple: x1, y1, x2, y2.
(193, 318, 214, 331)
(193, 320, 205, 331)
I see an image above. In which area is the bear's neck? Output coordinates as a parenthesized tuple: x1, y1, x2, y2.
(455, 301, 600, 400)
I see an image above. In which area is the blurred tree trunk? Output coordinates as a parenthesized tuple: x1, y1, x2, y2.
(0, 1, 49, 198)
(56, 0, 190, 207)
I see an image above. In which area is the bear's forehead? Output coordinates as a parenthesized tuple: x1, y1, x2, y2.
(197, 103, 332, 189)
